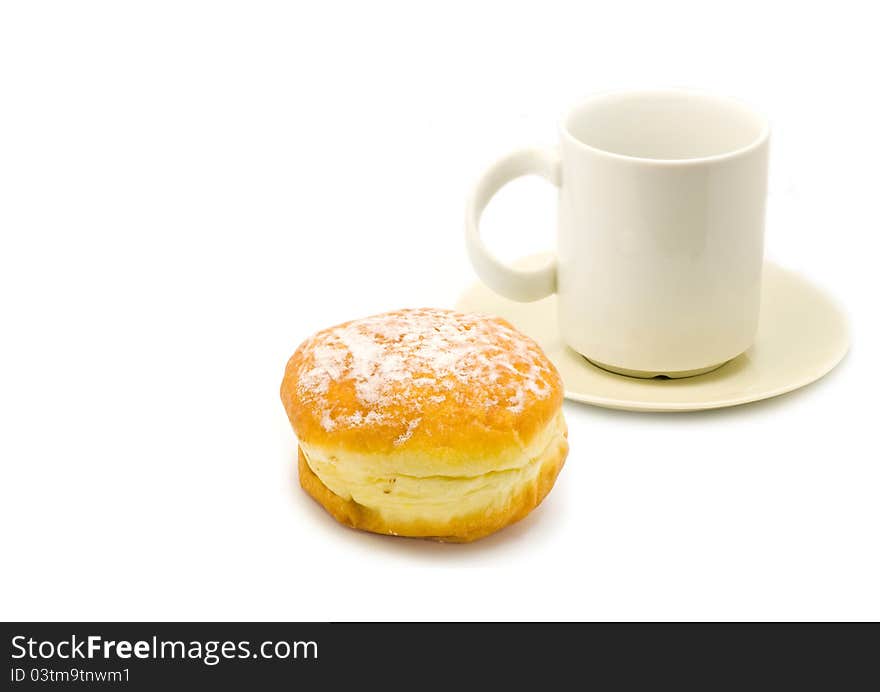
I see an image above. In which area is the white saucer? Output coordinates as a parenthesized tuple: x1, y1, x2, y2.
(456, 254, 849, 412)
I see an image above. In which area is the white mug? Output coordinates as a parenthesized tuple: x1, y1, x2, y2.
(466, 89, 770, 378)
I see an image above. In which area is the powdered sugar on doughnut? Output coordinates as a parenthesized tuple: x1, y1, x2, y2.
(292, 308, 557, 436)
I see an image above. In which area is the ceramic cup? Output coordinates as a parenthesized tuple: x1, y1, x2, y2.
(465, 89, 770, 378)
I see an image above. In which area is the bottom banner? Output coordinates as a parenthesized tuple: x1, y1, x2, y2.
(1, 622, 873, 689)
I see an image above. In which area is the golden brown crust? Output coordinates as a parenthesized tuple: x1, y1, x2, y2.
(297, 428, 568, 543)
(280, 309, 563, 468)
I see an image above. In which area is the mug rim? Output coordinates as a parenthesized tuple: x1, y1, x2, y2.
(560, 88, 770, 166)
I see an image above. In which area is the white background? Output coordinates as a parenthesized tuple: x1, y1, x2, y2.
(1, 1, 878, 621)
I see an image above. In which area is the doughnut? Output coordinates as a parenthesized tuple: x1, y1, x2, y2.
(280, 308, 567, 542)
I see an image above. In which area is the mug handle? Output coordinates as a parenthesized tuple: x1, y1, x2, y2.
(465, 147, 561, 302)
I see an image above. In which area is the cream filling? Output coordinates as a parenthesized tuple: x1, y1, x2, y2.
(300, 412, 565, 525)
